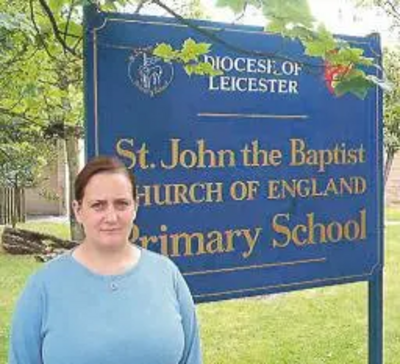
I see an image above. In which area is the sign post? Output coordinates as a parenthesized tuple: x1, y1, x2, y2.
(369, 270, 383, 364)
(84, 7, 383, 362)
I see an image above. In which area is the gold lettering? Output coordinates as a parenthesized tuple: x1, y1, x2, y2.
(266, 177, 367, 200)
(272, 214, 291, 248)
(242, 228, 262, 258)
(343, 220, 360, 241)
(224, 230, 240, 253)
(308, 213, 327, 244)
(289, 138, 367, 172)
(116, 138, 136, 169)
(271, 209, 367, 247)
(290, 138, 306, 167)
(267, 180, 281, 199)
(326, 222, 343, 242)
(160, 138, 180, 169)
(205, 231, 224, 254)
(170, 232, 204, 257)
(325, 178, 339, 195)
(292, 224, 308, 246)
(159, 224, 169, 255)
(131, 224, 262, 258)
(360, 209, 367, 239)
(160, 139, 237, 169)
(136, 182, 224, 206)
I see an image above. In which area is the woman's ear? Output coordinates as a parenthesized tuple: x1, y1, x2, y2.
(131, 200, 139, 222)
(72, 200, 83, 224)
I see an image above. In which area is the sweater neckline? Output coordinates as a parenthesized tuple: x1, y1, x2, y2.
(67, 245, 145, 281)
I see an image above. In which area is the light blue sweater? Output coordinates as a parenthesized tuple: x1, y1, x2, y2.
(9, 248, 202, 364)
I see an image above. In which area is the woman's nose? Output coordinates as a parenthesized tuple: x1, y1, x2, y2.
(104, 207, 118, 222)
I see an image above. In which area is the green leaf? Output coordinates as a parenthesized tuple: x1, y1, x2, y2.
(303, 29, 337, 57)
(267, 19, 286, 35)
(180, 38, 211, 63)
(101, 0, 118, 11)
(304, 39, 334, 57)
(284, 25, 314, 41)
(58, 20, 82, 38)
(184, 64, 195, 76)
(334, 70, 374, 99)
(49, 0, 65, 15)
(153, 43, 178, 62)
(22, 83, 39, 97)
(184, 62, 223, 76)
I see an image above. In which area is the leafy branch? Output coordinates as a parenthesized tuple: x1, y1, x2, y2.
(154, 39, 223, 76)
(37, 0, 80, 57)
(151, 0, 302, 64)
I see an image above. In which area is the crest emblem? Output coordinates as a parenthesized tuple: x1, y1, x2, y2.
(128, 48, 174, 96)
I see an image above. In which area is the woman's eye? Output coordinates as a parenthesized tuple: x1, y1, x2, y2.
(115, 200, 130, 209)
(91, 202, 104, 210)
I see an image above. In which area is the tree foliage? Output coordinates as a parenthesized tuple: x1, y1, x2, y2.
(383, 49, 400, 151)
(382, 47, 400, 183)
(0, 140, 49, 190)
(0, 0, 83, 234)
(353, 0, 400, 183)
(0, 114, 56, 227)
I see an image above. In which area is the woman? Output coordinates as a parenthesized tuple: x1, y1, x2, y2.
(9, 156, 202, 364)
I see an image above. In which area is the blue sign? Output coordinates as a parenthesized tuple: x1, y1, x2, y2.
(84, 10, 383, 303)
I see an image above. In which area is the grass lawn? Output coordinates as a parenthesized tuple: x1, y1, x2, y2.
(0, 215, 399, 364)
(385, 206, 400, 221)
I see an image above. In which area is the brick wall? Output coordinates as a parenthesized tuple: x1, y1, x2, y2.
(385, 152, 400, 206)
(24, 140, 67, 216)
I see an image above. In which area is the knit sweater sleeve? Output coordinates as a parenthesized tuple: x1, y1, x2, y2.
(8, 274, 45, 364)
(173, 267, 203, 364)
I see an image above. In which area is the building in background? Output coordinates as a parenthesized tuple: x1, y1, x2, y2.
(386, 155, 400, 206)
(24, 140, 67, 216)
(24, 139, 84, 217)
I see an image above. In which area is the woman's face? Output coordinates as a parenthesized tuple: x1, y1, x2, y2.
(73, 171, 137, 250)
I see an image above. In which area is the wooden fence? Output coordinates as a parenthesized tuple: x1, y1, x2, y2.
(0, 187, 26, 225)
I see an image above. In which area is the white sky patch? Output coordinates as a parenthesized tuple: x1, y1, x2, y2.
(201, 0, 396, 45)
(309, 0, 392, 37)
(123, 0, 396, 46)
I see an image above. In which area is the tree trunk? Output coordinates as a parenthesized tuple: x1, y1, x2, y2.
(11, 185, 24, 229)
(2, 227, 78, 261)
(12, 186, 20, 229)
(65, 135, 84, 241)
(384, 150, 395, 187)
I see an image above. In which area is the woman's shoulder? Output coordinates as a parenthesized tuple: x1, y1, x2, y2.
(140, 246, 174, 265)
(140, 247, 180, 274)
(28, 251, 75, 284)
(42, 250, 74, 269)
(13, 252, 75, 300)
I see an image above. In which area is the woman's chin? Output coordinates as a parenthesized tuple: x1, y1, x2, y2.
(96, 235, 129, 250)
